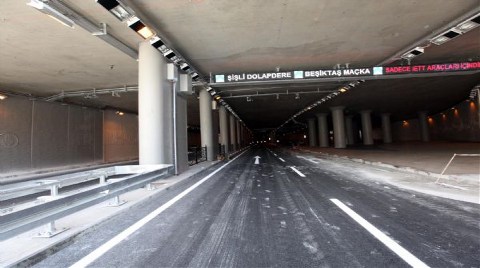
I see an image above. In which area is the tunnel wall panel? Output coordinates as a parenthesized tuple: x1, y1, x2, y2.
(0, 96, 33, 174)
(103, 110, 138, 163)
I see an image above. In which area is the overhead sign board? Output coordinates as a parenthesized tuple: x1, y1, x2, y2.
(213, 61, 480, 83)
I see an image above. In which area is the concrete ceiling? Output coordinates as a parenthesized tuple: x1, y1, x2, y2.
(0, 0, 479, 131)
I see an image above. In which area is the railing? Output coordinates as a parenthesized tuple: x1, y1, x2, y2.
(0, 165, 172, 240)
(188, 146, 207, 166)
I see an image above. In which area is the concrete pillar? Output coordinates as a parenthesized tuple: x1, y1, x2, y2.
(229, 114, 237, 152)
(219, 106, 229, 156)
(236, 120, 241, 150)
(345, 115, 355, 145)
(212, 109, 220, 157)
(138, 41, 169, 164)
(307, 118, 317, 147)
(199, 88, 215, 161)
(381, 113, 392, 144)
(360, 110, 374, 145)
(418, 111, 430, 142)
(316, 113, 329, 147)
(331, 106, 346, 148)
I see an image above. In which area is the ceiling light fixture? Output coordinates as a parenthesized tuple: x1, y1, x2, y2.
(96, 0, 133, 22)
(27, 0, 75, 28)
(127, 17, 154, 39)
(0, 94, 8, 100)
(339, 87, 348, 93)
(456, 13, 480, 32)
(115, 111, 124, 116)
(401, 46, 425, 60)
(430, 28, 462, 45)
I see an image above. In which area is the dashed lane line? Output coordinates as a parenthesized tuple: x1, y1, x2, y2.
(330, 199, 430, 268)
(70, 149, 250, 268)
(290, 166, 306, 177)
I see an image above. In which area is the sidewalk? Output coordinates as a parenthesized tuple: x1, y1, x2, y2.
(0, 160, 220, 267)
(293, 141, 479, 204)
(297, 141, 479, 176)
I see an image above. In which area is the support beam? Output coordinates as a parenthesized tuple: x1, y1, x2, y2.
(316, 113, 329, 147)
(307, 118, 317, 147)
(199, 88, 215, 161)
(418, 111, 430, 142)
(345, 115, 355, 146)
(138, 41, 167, 164)
(236, 120, 241, 150)
(229, 114, 237, 152)
(381, 113, 392, 144)
(331, 106, 346, 149)
(219, 106, 229, 157)
(360, 110, 374, 145)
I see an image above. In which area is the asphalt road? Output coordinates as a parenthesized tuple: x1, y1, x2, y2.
(33, 146, 480, 268)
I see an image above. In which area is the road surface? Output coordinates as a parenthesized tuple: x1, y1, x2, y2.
(33, 146, 480, 267)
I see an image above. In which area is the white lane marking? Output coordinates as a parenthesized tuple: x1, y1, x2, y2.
(330, 199, 430, 268)
(70, 150, 250, 268)
(290, 166, 306, 177)
(278, 157, 285, 162)
(254, 156, 261, 165)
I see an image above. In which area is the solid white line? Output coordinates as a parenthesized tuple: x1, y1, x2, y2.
(330, 199, 430, 268)
(278, 157, 285, 162)
(290, 166, 306, 177)
(70, 150, 250, 268)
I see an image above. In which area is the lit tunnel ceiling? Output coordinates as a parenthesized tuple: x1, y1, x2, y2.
(0, 0, 479, 131)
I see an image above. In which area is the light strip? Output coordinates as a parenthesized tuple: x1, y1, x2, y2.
(27, 0, 75, 28)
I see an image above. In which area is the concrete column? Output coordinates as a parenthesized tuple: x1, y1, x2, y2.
(229, 114, 237, 152)
(315, 113, 329, 147)
(199, 88, 215, 161)
(418, 111, 430, 142)
(236, 120, 241, 150)
(330, 106, 346, 148)
(345, 115, 355, 145)
(381, 113, 392, 144)
(307, 118, 317, 147)
(219, 106, 229, 156)
(212, 109, 220, 157)
(138, 41, 169, 164)
(360, 110, 374, 145)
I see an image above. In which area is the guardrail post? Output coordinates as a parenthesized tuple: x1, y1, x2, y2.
(106, 179, 128, 205)
(35, 184, 69, 238)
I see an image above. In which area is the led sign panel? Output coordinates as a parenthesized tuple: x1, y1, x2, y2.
(213, 61, 480, 83)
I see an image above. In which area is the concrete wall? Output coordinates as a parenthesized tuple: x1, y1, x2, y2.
(429, 100, 479, 142)
(103, 109, 138, 163)
(0, 96, 104, 175)
(392, 100, 479, 142)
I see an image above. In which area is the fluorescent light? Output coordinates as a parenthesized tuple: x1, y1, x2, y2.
(150, 36, 167, 51)
(401, 47, 424, 59)
(430, 29, 462, 45)
(457, 13, 480, 33)
(96, 0, 132, 22)
(180, 63, 190, 71)
(127, 17, 154, 39)
(0, 94, 8, 100)
(27, 0, 75, 28)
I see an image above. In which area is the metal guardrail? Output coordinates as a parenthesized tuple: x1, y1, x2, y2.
(0, 164, 172, 241)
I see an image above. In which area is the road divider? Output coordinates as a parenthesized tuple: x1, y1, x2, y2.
(330, 199, 430, 268)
